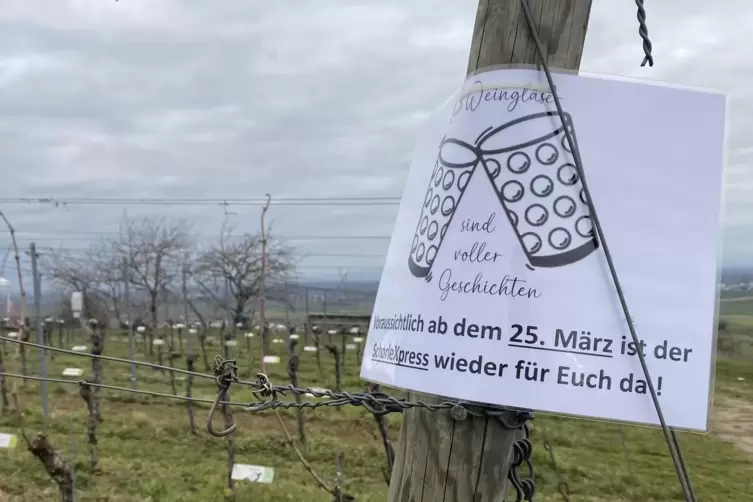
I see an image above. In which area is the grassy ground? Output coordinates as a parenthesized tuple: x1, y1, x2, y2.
(0, 328, 752, 501)
(719, 296, 753, 316)
(719, 289, 753, 300)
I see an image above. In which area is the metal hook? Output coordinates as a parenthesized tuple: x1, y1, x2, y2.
(207, 384, 237, 437)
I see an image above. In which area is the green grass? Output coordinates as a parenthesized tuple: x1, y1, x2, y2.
(720, 315, 753, 327)
(719, 296, 753, 316)
(0, 329, 753, 501)
(719, 289, 753, 300)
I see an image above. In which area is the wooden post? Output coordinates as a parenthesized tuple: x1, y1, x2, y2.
(386, 1, 593, 501)
(258, 194, 271, 363)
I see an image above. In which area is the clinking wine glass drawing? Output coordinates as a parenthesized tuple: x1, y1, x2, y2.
(408, 110, 599, 281)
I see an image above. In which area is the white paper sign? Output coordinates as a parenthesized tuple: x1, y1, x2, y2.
(359, 69, 727, 432)
(62, 368, 83, 377)
(0, 432, 17, 449)
(71, 345, 87, 352)
(231, 464, 274, 483)
(263, 355, 280, 365)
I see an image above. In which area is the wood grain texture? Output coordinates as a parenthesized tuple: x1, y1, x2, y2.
(467, 0, 592, 74)
(386, 1, 593, 500)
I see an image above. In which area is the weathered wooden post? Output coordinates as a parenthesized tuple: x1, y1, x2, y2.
(386, 1, 593, 500)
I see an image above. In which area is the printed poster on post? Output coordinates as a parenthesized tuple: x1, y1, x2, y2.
(360, 68, 727, 432)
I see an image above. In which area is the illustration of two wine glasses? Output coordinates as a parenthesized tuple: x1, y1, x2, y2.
(409, 111, 599, 281)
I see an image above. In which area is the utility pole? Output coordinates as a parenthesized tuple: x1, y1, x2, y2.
(30, 243, 47, 422)
(123, 257, 136, 389)
(386, 1, 593, 500)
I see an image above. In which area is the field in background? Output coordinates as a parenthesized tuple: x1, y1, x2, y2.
(0, 325, 753, 501)
(719, 295, 753, 317)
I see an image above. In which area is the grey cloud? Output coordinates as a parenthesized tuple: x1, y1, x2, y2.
(0, 0, 749, 280)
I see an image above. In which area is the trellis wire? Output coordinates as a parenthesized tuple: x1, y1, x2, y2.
(0, 335, 536, 499)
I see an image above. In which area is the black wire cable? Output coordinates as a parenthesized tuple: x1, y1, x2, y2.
(518, 1, 693, 501)
(0, 196, 401, 207)
(635, 0, 654, 67)
(0, 371, 245, 407)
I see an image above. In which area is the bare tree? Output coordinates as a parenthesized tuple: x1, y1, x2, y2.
(193, 224, 295, 342)
(91, 241, 125, 324)
(114, 217, 193, 353)
(43, 248, 111, 322)
(182, 263, 213, 371)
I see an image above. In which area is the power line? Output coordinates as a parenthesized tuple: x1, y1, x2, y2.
(0, 196, 402, 207)
(6, 232, 392, 241)
(9, 265, 383, 274)
(31, 248, 385, 258)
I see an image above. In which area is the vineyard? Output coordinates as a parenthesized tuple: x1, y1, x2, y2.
(1, 319, 753, 501)
(0, 210, 749, 500)
(0, 0, 746, 499)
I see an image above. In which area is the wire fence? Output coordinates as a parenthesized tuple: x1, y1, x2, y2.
(0, 327, 541, 501)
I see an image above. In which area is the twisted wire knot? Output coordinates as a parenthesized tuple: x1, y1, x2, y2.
(212, 356, 239, 390)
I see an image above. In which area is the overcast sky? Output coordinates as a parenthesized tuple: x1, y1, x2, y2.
(0, 0, 747, 286)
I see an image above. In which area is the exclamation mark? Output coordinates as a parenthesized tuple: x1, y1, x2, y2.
(656, 376, 663, 396)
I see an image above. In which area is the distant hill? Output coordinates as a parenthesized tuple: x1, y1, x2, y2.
(721, 266, 753, 284)
(3, 266, 751, 317)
